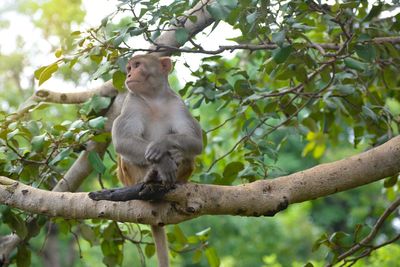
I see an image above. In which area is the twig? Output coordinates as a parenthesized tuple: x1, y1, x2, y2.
(326, 197, 400, 267)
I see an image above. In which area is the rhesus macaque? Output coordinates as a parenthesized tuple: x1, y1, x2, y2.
(112, 54, 203, 267)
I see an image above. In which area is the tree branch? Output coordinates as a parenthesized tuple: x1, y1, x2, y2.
(33, 80, 118, 104)
(115, 36, 400, 56)
(330, 196, 400, 266)
(1, 136, 399, 226)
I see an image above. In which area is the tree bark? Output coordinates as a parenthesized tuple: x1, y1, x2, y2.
(1, 136, 399, 226)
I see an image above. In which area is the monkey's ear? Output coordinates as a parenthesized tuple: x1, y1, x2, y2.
(159, 57, 173, 74)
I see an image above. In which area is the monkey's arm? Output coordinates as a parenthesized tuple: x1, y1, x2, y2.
(114, 135, 150, 166)
(112, 117, 150, 165)
(144, 118, 202, 162)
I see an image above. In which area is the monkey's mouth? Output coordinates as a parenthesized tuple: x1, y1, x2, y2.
(126, 80, 142, 84)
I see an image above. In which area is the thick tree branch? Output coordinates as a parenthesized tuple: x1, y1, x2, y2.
(34, 80, 118, 104)
(1, 136, 399, 226)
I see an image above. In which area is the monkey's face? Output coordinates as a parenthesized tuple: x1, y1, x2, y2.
(125, 55, 172, 95)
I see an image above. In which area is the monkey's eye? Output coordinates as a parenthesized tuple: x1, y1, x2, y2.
(134, 61, 140, 68)
(126, 66, 131, 72)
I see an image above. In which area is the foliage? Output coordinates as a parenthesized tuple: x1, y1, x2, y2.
(0, 0, 400, 266)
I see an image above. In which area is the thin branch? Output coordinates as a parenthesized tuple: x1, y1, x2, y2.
(115, 36, 400, 56)
(329, 197, 400, 266)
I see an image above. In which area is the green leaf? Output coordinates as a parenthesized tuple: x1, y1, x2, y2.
(88, 116, 106, 129)
(223, 161, 244, 179)
(112, 70, 126, 91)
(80, 95, 112, 115)
(192, 250, 202, 263)
(384, 175, 398, 188)
(145, 244, 155, 258)
(69, 120, 84, 130)
(362, 106, 378, 122)
(206, 0, 237, 21)
(173, 225, 188, 244)
(344, 58, 366, 71)
(71, 31, 81, 36)
(272, 31, 286, 47)
(205, 247, 220, 267)
(91, 132, 111, 143)
(113, 34, 125, 46)
(246, 11, 258, 24)
(88, 151, 106, 175)
(93, 62, 112, 79)
(90, 55, 103, 64)
(129, 28, 144, 37)
(363, 3, 382, 22)
(79, 224, 97, 246)
(16, 245, 31, 267)
(355, 44, 376, 62)
(7, 129, 20, 139)
(220, 0, 237, 9)
(31, 134, 46, 152)
(49, 147, 72, 165)
(3, 209, 28, 239)
(34, 66, 46, 80)
(334, 85, 355, 95)
(101, 16, 109, 27)
(175, 28, 189, 45)
(55, 49, 63, 58)
(36, 63, 59, 86)
(272, 45, 292, 64)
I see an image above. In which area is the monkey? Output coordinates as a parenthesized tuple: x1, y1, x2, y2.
(112, 54, 203, 267)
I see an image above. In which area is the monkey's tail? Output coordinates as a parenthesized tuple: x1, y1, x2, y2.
(151, 225, 169, 267)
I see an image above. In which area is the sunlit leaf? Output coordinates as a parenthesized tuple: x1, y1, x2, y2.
(112, 70, 126, 91)
(205, 247, 220, 267)
(36, 63, 59, 86)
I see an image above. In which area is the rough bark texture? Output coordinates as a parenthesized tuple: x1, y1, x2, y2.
(1, 136, 399, 226)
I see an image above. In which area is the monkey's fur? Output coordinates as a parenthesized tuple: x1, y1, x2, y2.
(112, 54, 202, 267)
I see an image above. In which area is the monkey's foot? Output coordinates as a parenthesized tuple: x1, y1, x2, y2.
(88, 182, 172, 202)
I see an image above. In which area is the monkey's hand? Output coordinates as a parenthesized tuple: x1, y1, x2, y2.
(169, 148, 184, 166)
(144, 155, 177, 187)
(144, 140, 171, 163)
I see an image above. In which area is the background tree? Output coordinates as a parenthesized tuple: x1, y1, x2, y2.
(0, 0, 400, 266)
